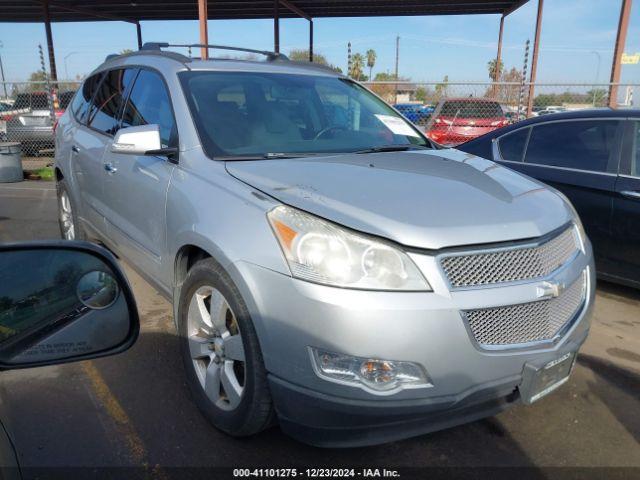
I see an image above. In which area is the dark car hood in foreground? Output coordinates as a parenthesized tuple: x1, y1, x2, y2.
(226, 149, 573, 250)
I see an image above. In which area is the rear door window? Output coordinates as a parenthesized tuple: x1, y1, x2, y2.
(87, 69, 136, 136)
(524, 120, 620, 173)
(121, 69, 177, 147)
(497, 128, 529, 162)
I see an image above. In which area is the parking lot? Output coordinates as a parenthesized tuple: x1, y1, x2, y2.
(0, 180, 638, 476)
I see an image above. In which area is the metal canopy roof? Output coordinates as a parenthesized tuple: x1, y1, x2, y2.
(0, 1, 529, 23)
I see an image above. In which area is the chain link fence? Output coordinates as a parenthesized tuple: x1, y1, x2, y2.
(0, 81, 81, 157)
(364, 81, 638, 146)
(0, 80, 637, 155)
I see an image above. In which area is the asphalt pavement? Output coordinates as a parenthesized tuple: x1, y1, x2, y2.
(0, 181, 638, 477)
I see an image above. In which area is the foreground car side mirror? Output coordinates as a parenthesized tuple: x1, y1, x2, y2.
(111, 124, 177, 157)
(0, 241, 139, 370)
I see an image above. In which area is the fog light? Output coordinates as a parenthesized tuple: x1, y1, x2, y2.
(310, 348, 430, 393)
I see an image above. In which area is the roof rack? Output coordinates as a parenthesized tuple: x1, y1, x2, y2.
(141, 42, 288, 61)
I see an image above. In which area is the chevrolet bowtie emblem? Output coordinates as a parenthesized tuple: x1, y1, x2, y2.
(536, 281, 565, 299)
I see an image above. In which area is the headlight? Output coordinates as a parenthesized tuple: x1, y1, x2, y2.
(268, 205, 431, 291)
(553, 190, 587, 252)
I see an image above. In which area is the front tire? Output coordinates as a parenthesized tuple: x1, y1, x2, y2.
(178, 257, 274, 436)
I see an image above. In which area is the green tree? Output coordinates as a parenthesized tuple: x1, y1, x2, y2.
(487, 58, 504, 81)
(435, 75, 449, 99)
(366, 49, 377, 81)
(0, 296, 13, 311)
(288, 49, 342, 72)
(27, 71, 48, 92)
(586, 88, 607, 107)
(120, 49, 134, 55)
(349, 53, 366, 81)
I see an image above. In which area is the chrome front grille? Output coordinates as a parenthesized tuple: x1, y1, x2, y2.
(440, 226, 579, 288)
(463, 273, 586, 348)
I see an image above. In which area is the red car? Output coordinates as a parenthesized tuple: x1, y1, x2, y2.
(425, 98, 508, 147)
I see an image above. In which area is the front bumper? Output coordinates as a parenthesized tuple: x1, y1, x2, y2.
(269, 328, 586, 447)
(230, 242, 594, 446)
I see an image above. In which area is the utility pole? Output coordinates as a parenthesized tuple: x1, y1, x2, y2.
(0, 41, 7, 99)
(394, 35, 399, 104)
(526, 0, 544, 117)
(591, 51, 602, 106)
(609, 0, 632, 108)
(39, 44, 55, 122)
(519, 39, 530, 118)
(347, 42, 352, 78)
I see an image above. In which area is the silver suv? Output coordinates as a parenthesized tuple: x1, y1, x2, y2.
(55, 44, 595, 447)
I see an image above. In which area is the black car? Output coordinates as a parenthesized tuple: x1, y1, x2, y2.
(459, 109, 640, 289)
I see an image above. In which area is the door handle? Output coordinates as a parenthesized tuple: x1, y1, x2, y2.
(104, 163, 118, 174)
(71, 145, 79, 154)
(620, 190, 640, 200)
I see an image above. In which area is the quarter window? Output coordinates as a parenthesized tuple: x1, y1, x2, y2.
(70, 73, 103, 123)
(121, 69, 176, 147)
(497, 128, 529, 162)
(524, 120, 620, 173)
(87, 69, 136, 135)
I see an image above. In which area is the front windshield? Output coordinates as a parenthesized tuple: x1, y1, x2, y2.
(179, 71, 430, 158)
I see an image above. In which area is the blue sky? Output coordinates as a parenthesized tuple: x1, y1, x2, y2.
(0, 0, 639, 84)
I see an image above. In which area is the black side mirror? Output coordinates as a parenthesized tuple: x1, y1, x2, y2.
(0, 241, 139, 370)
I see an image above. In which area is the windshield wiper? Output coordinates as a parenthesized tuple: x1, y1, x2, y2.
(263, 152, 324, 159)
(354, 144, 431, 154)
(220, 153, 323, 161)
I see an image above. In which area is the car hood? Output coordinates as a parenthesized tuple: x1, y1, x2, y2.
(226, 149, 573, 250)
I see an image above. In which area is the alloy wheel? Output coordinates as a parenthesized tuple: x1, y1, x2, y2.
(187, 285, 246, 411)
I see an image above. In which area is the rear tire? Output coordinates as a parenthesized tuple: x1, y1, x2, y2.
(178, 257, 274, 436)
(56, 179, 85, 240)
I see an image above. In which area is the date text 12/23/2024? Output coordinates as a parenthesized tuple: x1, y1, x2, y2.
(233, 469, 400, 478)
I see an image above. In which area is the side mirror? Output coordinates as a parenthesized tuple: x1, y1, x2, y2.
(111, 124, 177, 157)
(0, 241, 139, 370)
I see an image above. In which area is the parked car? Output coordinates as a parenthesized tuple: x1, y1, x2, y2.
(0, 241, 139, 476)
(393, 103, 433, 125)
(55, 44, 594, 447)
(536, 106, 567, 116)
(426, 97, 509, 146)
(459, 109, 640, 289)
(4, 90, 75, 155)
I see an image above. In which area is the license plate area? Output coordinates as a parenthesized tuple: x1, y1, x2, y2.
(519, 352, 576, 405)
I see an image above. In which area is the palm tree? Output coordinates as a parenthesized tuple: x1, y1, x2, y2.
(366, 49, 377, 81)
(350, 53, 365, 81)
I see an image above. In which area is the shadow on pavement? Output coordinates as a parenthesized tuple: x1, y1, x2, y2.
(578, 354, 640, 444)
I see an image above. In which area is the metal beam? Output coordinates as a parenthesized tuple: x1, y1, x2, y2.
(503, 0, 528, 16)
(42, 1, 137, 23)
(495, 14, 504, 82)
(198, 0, 208, 59)
(609, 0, 632, 108)
(42, 0, 58, 83)
(274, 0, 280, 53)
(136, 22, 142, 50)
(309, 19, 314, 62)
(280, 0, 311, 20)
(526, 0, 544, 117)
